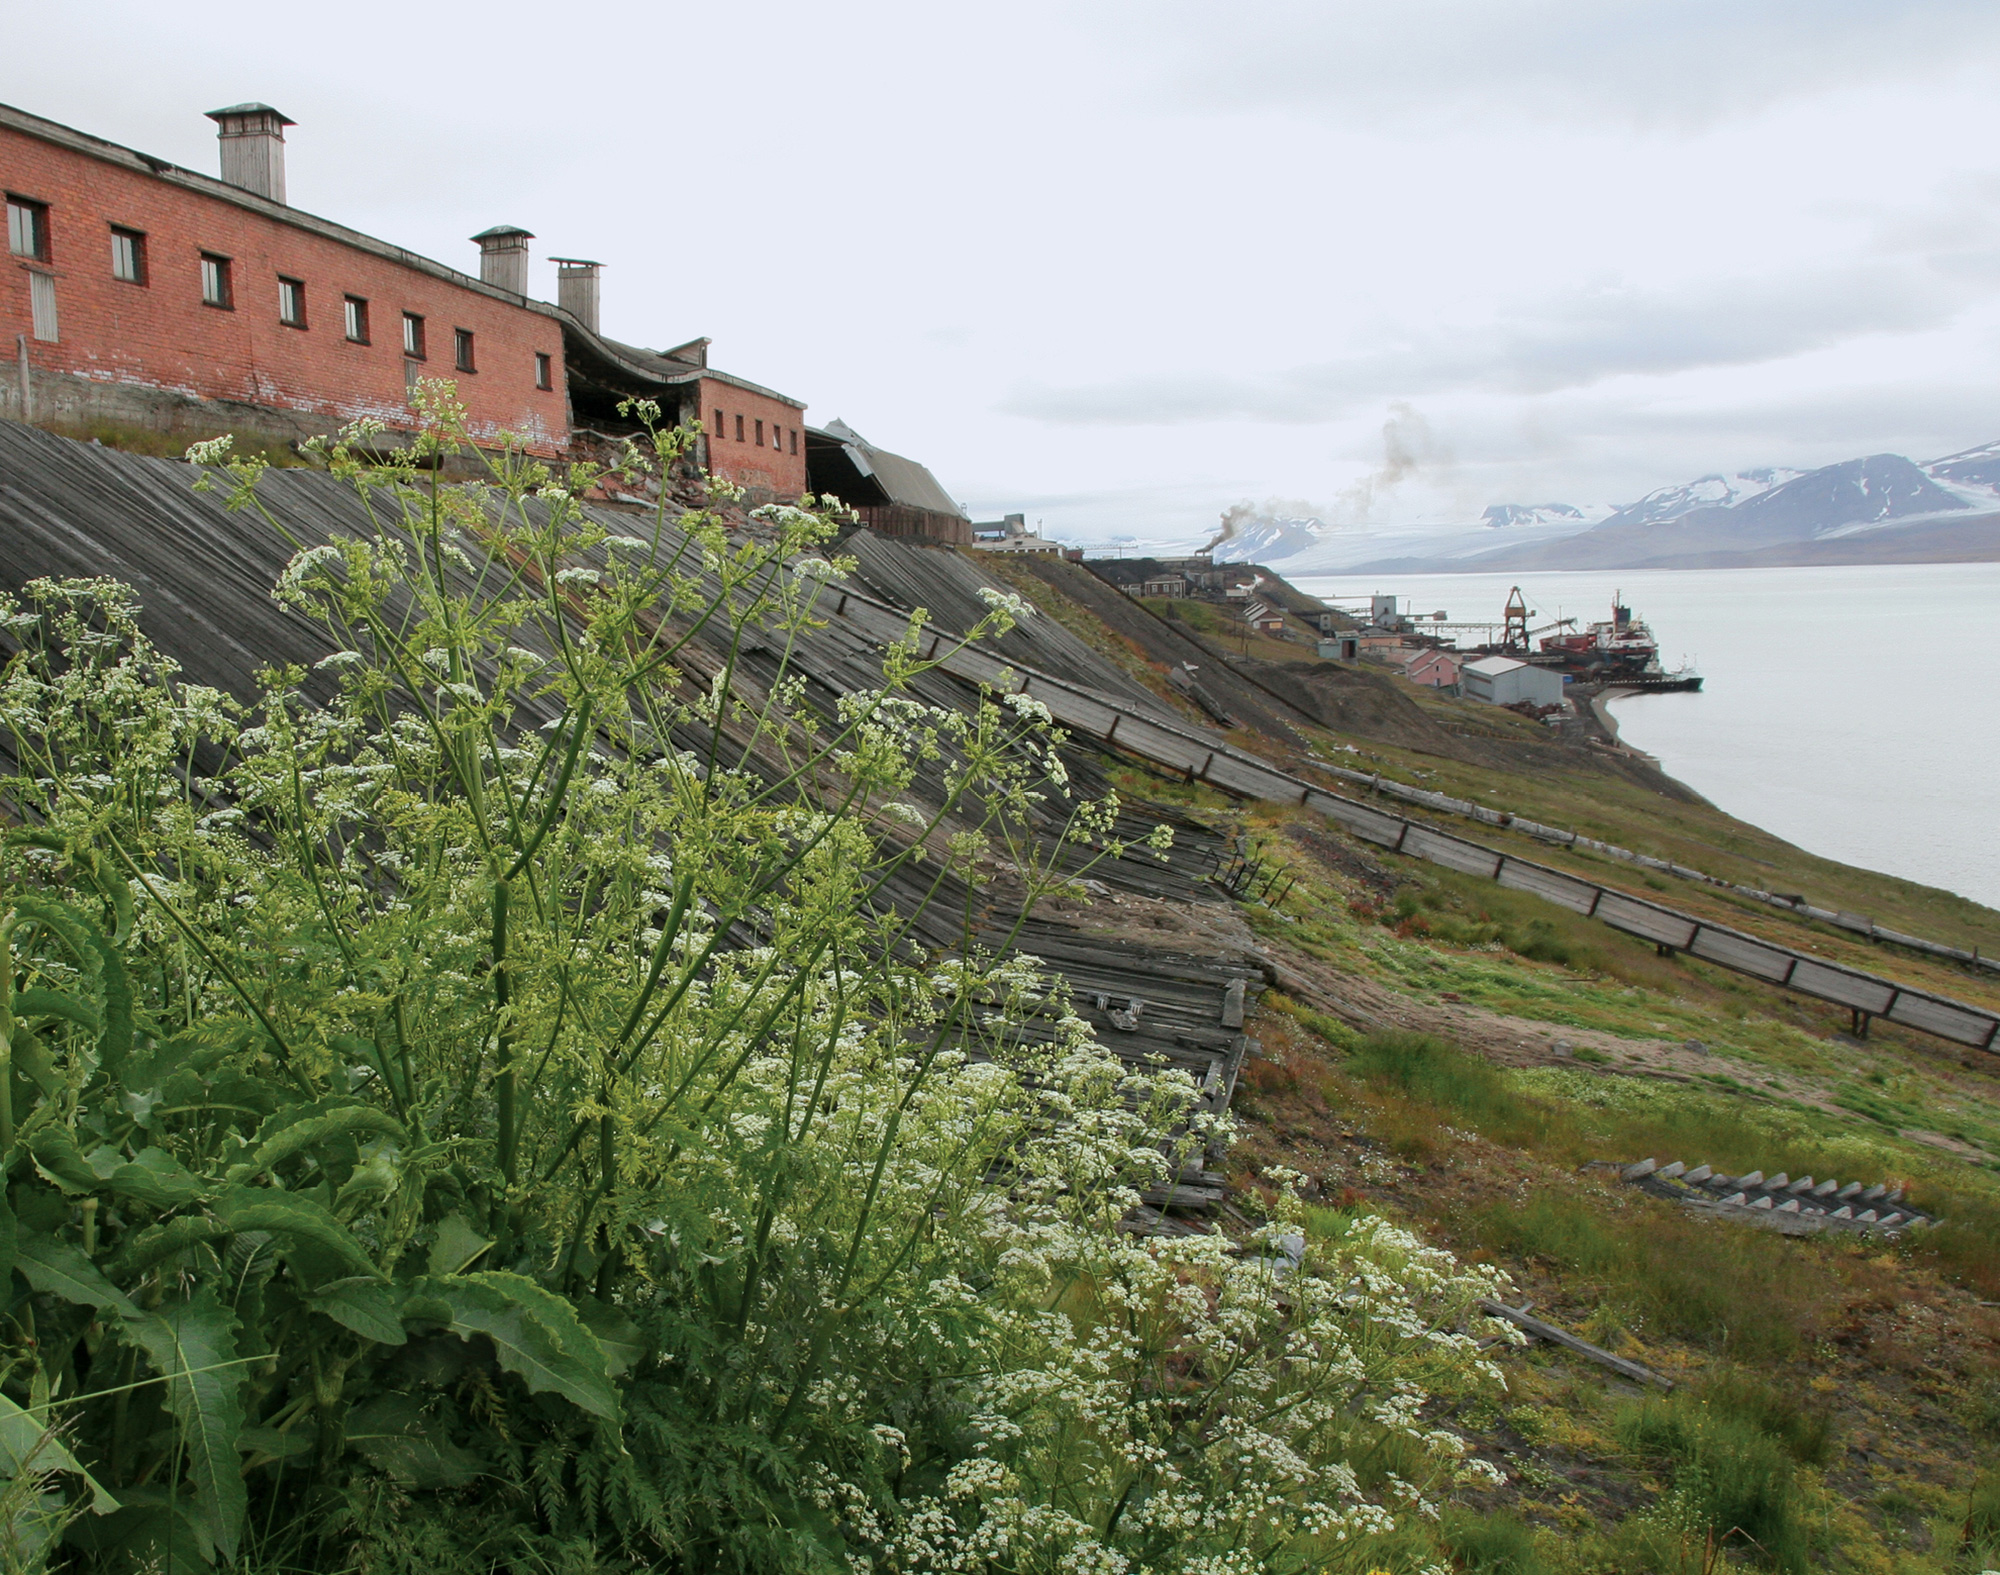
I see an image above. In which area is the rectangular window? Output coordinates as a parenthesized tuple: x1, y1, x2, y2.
(29, 272, 57, 342)
(344, 295, 369, 343)
(278, 276, 306, 327)
(713, 407, 724, 435)
(453, 327, 475, 373)
(402, 312, 425, 358)
(200, 253, 233, 308)
(7, 197, 48, 261)
(754, 419, 764, 446)
(110, 227, 146, 284)
(789, 428, 798, 455)
(734, 413, 744, 442)
(534, 351, 552, 390)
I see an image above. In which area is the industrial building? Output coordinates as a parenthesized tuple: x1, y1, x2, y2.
(0, 98, 817, 503)
(1461, 654, 1566, 708)
(804, 420, 972, 544)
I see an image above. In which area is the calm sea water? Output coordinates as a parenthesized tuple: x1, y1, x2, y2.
(1292, 563, 2000, 912)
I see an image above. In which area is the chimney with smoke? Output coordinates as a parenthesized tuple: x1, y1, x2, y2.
(552, 259, 602, 334)
(471, 226, 534, 296)
(205, 103, 294, 203)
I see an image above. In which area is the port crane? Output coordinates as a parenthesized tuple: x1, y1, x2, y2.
(1404, 588, 1574, 651)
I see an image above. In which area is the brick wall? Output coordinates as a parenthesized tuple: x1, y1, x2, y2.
(698, 375, 806, 501)
(0, 123, 569, 453)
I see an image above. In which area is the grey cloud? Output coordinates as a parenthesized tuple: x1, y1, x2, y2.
(1109, 0, 2000, 130)
(1000, 261, 1973, 426)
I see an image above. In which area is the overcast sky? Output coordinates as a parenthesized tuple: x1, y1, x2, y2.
(16, 0, 2000, 546)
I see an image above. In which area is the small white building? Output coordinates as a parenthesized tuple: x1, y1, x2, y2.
(1460, 655, 1565, 708)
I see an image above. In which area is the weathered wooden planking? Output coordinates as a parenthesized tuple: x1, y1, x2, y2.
(1401, 826, 1502, 878)
(1888, 992, 1999, 1047)
(1687, 925, 1796, 982)
(1495, 857, 1601, 914)
(1788, 959, 1897, 1015)
(1594, 893, 1699, 949)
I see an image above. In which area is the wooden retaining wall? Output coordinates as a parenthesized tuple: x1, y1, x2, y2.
(809, 580, 2000, 1055)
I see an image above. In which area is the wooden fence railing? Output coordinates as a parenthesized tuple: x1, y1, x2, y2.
(805, 580, 2000, 1054)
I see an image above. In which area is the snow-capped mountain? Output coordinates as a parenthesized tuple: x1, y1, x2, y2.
(1208, 512, 1337, 564)
(1595, 467, 1807, 531)
(1353, 447, 2000, 572)
(1479, 502, 1615, 530)
(1923, 440, 2000, 498)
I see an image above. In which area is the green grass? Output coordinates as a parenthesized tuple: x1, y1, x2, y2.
(1442, 1508, 1552, 1575)
(1615, 1395, 1815, 1573)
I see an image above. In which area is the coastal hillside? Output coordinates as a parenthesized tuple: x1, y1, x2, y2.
(1, 419, 1996, 1574)
(981, 548, 2000, 1574)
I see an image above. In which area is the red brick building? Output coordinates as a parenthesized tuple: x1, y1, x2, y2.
(1, 100, 810, 498)
(560, 314, 808, 501)
(2, 101, 569, 452)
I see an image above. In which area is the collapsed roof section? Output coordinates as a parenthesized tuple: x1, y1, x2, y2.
(806, 420, 971, 545)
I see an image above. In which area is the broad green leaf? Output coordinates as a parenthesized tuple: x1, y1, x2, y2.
(123, 1289, 246, 1562)
(235, 1425, 313, 1462)
(0, 1185, 16, 1296)
(308, 1278, 406, 1345)
(62, 1492, 212, 1575)
(425, 1213, 492, 1277)
(410, 1273, 619, 1420)
(81, 921, 133, 1079)
(124, 1022, 251, 1094)
(26, 1128, 99, 1195)
(12, 1029, 64, 1098)
(214, 1187, 382, 1282)
(16, 1231, 138, 1317)
(0, 1393, 117, 1512)
(102, 1215, 229, 1282)
(11, 988, 99, 1035)
(238, 1105, 404, 1181)
(576, 1296, 645, 1378)
(343, 1394, 484, 1489)
(333, 1142, 402, 1215)
(7, 897, 102, 987)
(106, 1148, 205, 1212)
(469, 1271, 613, 1384)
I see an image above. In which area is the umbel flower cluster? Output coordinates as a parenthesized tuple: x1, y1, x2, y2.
(0, 390, 1515, 1575)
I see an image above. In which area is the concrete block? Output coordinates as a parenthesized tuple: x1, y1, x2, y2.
(1832, 1206, 1853, 1218)
(1622, 1158, 1658, 1180)
(1657, 1161, 1686, 1179)
(1684, 1165, 1713, 1184)
(1739, 1171, 1764, 1187)
(1767, 1173, 1790, 1188)
(1750, 1196, 1774, 1210)
(1858, 1210, 1879, 1222)
(1837, 1182, 1863, 1199)
(1777, 1199, 1801, 1213)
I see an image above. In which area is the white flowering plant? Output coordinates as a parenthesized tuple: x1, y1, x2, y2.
(0, 395, 1511, 1575)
